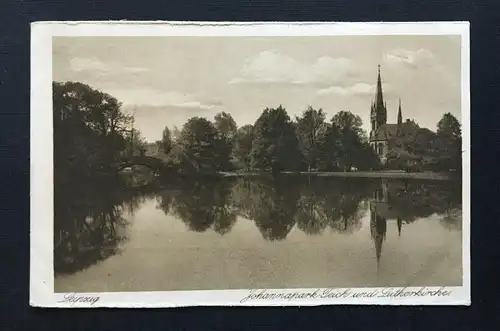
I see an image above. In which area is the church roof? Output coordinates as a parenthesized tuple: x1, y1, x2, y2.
(371, 121, 419, 141)
(372, 124, 399, 141)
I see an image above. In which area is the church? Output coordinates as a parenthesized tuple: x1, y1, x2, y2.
(369, 65, 419, 163)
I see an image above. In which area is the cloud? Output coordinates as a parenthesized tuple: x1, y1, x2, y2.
(317, 83, 375, 96)
(384, 48, 434, 67)
(69, 56, 149, 75)
(230, 51, 358, 85)
(105, 87, 221, 111)
(317, 82, 396, 97)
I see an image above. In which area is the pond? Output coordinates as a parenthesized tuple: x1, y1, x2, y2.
(54, 176, 463, 292)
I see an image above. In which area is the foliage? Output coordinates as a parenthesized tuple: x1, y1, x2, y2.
(250, 106, 302, 172)
(295, 106, 328, 170)
(436, 113, 462, 171)
(161, 126, 173, 155)
(331, 110, 365, 141)
(123, 128, 148, 156)
(53, 82, 153, 275)
(317, 123, 342, 171)
(233, 124, 254, 169)
(355, 142, 382, 171)
(214, 111, 238, 140)
(213, 112, 238, 171)
(53, 81, 135, 184)
(437, 113, 462, 140)
(329, 111, 377, 171)
(386, 114, 462, 172)
(178, 117, 222, 172)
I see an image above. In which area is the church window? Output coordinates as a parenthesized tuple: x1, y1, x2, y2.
(377, 143, 384, 155)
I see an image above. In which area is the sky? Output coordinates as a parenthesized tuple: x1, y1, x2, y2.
(53, 35, 462, 142)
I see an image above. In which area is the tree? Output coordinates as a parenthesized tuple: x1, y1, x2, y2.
(178, 117, 220, 172)
(436, 113, 462, 171)
(213, 112, 238, 171)
(355, 142, 382, 171)
(233, 125, 254, 169)
(161, 126, 173, 155)
(317, 123, 342, 171)
(437, 113, 462, 141)
(53, 81, 134, 181)
(172, 126, 182, 142)
(402, 128, 436, 155)
(250, 106, 301, 173)
(331, 110, 364, 140)
(330, 111, 366, 171)
(295, 106, 328, 171)
(127, 129, 148, 156)
(214, 111, 237, 140)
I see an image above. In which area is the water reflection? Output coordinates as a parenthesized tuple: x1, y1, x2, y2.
(160, 180, 237, 235)
(54, 176, 462, 282)
(54, 177, 157, 275)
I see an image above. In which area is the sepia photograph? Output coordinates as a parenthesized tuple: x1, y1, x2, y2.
(30, 22, 470, 307)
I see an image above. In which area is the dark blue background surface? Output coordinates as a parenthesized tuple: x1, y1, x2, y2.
(1, 0, 499, 330)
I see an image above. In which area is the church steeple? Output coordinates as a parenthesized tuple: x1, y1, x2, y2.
(375, 65, 385, 110)
(397, 98, 403, 126)
(370, 65, 387, 132)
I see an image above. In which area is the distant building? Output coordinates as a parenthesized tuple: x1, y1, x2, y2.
(369, 65, 419, 163)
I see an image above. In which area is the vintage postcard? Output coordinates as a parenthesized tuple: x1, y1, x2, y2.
(30, 21, 470, 307)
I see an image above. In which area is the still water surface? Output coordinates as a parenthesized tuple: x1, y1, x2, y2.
(54, 176, 462, 292)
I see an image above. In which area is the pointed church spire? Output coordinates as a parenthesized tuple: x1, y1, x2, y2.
(371, 64, 387, 129)
(397, 98, 403, 126)
(375, 64, 384, 108)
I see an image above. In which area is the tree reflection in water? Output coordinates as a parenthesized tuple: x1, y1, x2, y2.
(290, 177, 372, 235)
(243, 177, 299, 241)
(157, 179, 238, 235)
(55, 176, 462, 275)
(54, 177, 156, 275)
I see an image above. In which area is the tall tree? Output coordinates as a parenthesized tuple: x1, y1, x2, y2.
(437, 113, 462, 140)
(331, 110, 364, 139)
(213, 112, 238, 171)
(178, 117, 220, 172)
(317, 123, 342, 171)
(295, 106, 327, 171)
(233, 124, 254, 169)
(436, 113, 462, 171)
(214, 111, 237, 140)
(250, 106, 301, 173)
(53, 81, 133, 180)
(161, 126, 173, 155)
(331, 111, 366, 171)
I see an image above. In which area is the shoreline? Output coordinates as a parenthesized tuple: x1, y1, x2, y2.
(218, 171, 453, 181)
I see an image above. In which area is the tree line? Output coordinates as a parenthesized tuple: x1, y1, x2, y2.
(159, 106, 462, 174)
(53, 81, 462, 185)
(158, 106, 383, 174)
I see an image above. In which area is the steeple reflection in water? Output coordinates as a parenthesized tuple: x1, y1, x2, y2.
(368, 178, 462, 274)
(55, 175, 463, 290)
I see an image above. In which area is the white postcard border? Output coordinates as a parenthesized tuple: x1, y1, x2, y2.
(30, 21, 470, 307)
